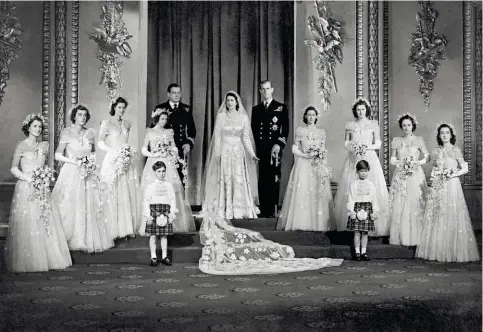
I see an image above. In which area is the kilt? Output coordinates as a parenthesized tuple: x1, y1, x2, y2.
(145, 204, 173, 236)
(347, 202, 376, 232)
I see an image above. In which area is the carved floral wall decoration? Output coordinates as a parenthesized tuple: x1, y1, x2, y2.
(0, 1, 23, 106)
(408, 1, 447, 111)
(305, 1, 344, 112)
(90, 1, 132, 102)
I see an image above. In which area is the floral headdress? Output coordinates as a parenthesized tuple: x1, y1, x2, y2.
(435, 122, 456, 135)
(397, 112, 419, 125)
(151, 108, 168, 118)
(351, 97, 371, 109)
(22, 113, 45, 127)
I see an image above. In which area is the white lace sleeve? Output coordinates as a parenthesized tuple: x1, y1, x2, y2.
(241, 115, 256, 157)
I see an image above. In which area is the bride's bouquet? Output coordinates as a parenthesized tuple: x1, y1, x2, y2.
(76, 155, 98, 180)
(400, 156, 419, 177)
(352, 142, 367, 158)
(114, 145, 136, 177)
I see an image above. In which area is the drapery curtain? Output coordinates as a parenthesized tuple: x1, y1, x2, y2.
(147, 1, 294, 205)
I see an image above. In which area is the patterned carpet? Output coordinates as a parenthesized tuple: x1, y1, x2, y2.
(0, 258, 481, 332)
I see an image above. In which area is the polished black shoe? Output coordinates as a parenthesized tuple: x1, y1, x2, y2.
(160, 258, 172, 266)
(150, 258, 159, 267)
(353, 253, 361, 261)
(361, 253, 370, 261)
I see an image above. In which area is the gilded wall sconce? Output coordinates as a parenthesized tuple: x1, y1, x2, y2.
(90, 1, 132, 102)
(0, 1, 23, 107)
(305, 1, 344, 112)
(408, 1, 447, 111)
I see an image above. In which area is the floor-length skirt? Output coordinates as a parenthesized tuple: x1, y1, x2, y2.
(416, 177, 480, 262)
(389, 166, 427, 246)
(5, 180, 72, 272)
(277, 157, 334, 231)
(141, 156, 195, 233)
(101, 152, 142, 239)
(52, 163, 114, 253)
(333, 150, 390, 236)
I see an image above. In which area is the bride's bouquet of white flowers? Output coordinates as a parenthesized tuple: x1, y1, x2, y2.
(114, 145, 136, 177)
(76, 155, 98, 180)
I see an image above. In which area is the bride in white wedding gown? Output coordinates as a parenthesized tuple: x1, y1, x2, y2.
(199, 91, 343, 275)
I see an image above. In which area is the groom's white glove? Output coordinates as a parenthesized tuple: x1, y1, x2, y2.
(182, 144, 191, 156)
(271, 144, 281, 158)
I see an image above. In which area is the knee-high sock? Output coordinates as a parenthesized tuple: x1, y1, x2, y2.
(361, 233, 368, 254)
(161, 236, 168, 259)
(354, 232, 361, 254)
(149, 236, 157, 259)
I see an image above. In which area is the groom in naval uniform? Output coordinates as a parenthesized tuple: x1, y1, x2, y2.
(251, 80, 289, 218)
(153, 83, 196, 186)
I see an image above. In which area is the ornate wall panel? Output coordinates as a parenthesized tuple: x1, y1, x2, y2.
(71, 1, 79, 106)
(368, 1, 379, 122)
(475, 5, 482, 183)
(356, 1, 364, 98)
(41, 1, 51, 142)
(382, 1, 389, 183)
(54, 1, 67, 171)
(463, 2, 473, 184)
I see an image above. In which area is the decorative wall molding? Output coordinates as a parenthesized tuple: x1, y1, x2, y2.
(0, 1, 23, 107)
(475, 5, 482, 183)
(356, 1, 364, 98)
(41, 1, 50, 142)
(382, 1, 389, 184)
(463, 2, 473, 184)
(71, 1, 79, 106)
(368, 1, 379, 122)
(54, 1, 67, 172)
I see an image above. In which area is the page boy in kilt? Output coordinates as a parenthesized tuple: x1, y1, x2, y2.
(347, 160, 379, 261)
(140, 161, 178, 267)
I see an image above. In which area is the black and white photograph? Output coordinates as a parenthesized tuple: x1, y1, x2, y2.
(0, 1, 481, 331)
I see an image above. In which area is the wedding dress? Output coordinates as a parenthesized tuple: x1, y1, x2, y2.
(199, 91, 343, 275)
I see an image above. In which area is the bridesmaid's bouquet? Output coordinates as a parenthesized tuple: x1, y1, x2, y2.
(401, 156, 419, 177)
(114, 145, 136, 177)
(154, 136, 187, 176)
(307, 144, 332, 181)
(352, 142, 367, 158)
(28, 166, 55, 237)
(29, 166, 55, 199)
(431, 166, 457, 184)
(426, 166, 458, 214)
(76, 155, 98, 180)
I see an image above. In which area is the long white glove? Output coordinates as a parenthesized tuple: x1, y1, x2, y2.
(54, 152, 77, 165)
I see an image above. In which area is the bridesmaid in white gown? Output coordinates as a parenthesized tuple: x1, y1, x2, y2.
(52, 105, 114, 253)
(6, 114, 72, 272)
(140, 110, 195, 233)
(333, 97, 390, 236)
(202, 91, 260, 219)
(98, 97, 142, 239)
(198, 91, 343, 275)
(389, 113, 429, 246)
(277, 106, 334, 231)
(416, 123, 480, 262)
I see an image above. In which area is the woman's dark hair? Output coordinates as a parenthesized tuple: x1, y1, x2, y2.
(152, 161, 166, 171)
(303, 106, 318, 124)
(436, 124, 456, 146)
(225, 92, 239, 111)
(21, 115, 44, 137)
(70, 104, 91, 124)
(151, 111, 169, 128)
(110, 97, 128, 116)
(356, 160, 370, 171)
(398, 115, 417, 132)
(351, 99, 371, 119)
